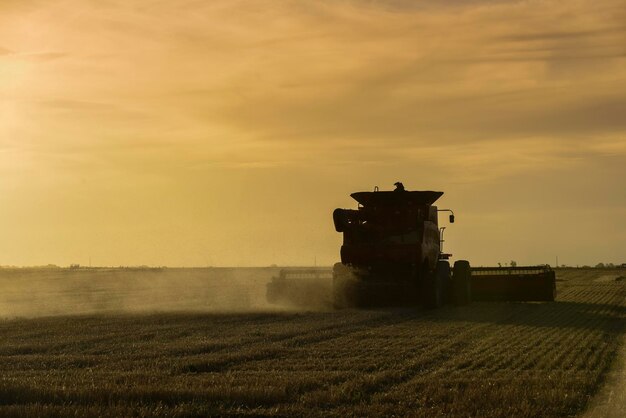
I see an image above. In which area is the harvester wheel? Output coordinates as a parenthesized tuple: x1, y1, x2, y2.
(437, 261, 452, 303)
(424, 264, 444, 309)
(453, 260, 472, 306)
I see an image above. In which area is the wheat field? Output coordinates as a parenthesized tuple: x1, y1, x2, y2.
(0, 268, 624, 417)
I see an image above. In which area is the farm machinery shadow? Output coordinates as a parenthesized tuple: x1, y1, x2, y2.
(38, 298, 623, 335)
(429, 300, 625, 333)
(11, 296, 622, 345)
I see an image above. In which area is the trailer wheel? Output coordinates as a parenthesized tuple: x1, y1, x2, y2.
(424, 264, 444, 309)
(453, 260, 472, 306)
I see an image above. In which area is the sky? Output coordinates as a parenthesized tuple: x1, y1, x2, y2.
(1, 0, 625, 267)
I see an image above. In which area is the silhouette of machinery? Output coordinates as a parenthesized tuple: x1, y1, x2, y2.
(267, 184, 556, 308)
(330, 186, 468, 307)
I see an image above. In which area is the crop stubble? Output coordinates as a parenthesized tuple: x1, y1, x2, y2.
(0, 268, 624, 417)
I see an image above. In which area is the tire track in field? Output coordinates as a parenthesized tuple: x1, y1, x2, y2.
(583, 279, 626, 418)
(584, 334, 626, 418)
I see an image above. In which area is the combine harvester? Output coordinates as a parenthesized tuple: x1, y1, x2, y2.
(266, 183, 556, 308)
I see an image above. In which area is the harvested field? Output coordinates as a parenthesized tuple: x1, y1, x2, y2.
(0, 268, 624, 417)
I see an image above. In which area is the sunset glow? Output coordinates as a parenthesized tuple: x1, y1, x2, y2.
(1, 0, 625, 266)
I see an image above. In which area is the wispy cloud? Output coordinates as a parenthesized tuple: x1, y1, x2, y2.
(21, 51, 67, 61)
(38, 99, 117, 110)
(497, 26, 625, 42)
(2, 0, 625, 162)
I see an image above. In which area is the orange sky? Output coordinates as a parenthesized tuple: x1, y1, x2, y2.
(1, 0, 625, 267)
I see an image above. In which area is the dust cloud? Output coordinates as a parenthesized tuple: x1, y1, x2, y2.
(0, 267, 321, 318)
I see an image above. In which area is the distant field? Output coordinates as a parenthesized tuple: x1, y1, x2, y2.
(0, 268, 624, 417)
(0, 267, 280, 317)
